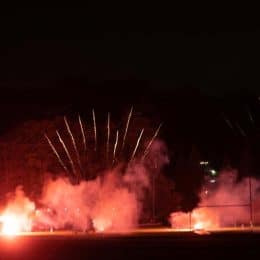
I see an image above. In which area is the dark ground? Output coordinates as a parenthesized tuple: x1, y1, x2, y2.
(1, 232, 260, 259)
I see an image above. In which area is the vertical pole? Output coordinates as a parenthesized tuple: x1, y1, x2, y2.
(189, 211, 192, 231)
(152, 170, 155, 223)
(151, 161, 158, 224)
(249, 176, 253, 228)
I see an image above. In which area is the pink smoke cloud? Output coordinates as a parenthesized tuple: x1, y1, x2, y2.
(37, 140, 168, 232)
(170, 169, 260, 230)
(0, 140, 169, 234)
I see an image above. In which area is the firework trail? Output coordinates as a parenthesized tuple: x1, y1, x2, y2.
(107, 112, 110, 161)
(78, 114, 87, 152)
(236, 123, 246, 137)
(142, 123, 162, 160)
(56, 130, 77, 177)
(44, 134, 69, 174)
(246, 106, 254, 125)
(113, 130, 119, 164)
(92, 109, 97, 152)
(122, 107, 133, 151)
(222, 113, 234, 130)
(64, 116, 83, 173)
(130, 129, 144, 162)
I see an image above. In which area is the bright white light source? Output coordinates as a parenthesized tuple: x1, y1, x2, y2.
(0, 214, 22, 236)
(93, 218, 112, 232)
(194, 222, 204, 230)
(200, 161, 209, 165)
(210, 169, 217, 175)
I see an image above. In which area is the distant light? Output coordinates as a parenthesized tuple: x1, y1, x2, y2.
(210, 169, 217, 176)
(200, 161, 209, 165)
(210, 179, 216, 183)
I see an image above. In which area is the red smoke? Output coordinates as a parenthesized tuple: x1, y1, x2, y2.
(39, 166, 148, 232)
(0, 140, 168, 234)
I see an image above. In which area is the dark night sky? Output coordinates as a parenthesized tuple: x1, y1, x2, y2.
(0, 9, 259, 96)
(0, 8, 260, 174)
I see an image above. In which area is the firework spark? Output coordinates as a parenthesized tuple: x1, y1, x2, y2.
(130, 129, 144, 162)
(64, 116, 83, 173)
(122, 107, 133, 151)
(222, 114, 234, 130)
(142, 123, 162, 160)
(46, 108, 153, 180)
(56, 130, 77, 178)
(235, 123, 246, 137)
(107, 112, 110, 161)
(78, 114, 87, 152)
(113, 130, 119, 164)
(44, 134, 69, 174)
(246, 106, 254, 125)
(92, 109, 97, 152)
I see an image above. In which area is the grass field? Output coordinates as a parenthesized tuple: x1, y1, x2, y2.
(1, 228, 260, 259)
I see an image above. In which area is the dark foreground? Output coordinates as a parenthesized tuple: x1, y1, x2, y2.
(1, 229, 260, 259)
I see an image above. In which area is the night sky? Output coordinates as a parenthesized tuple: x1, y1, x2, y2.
(1, 8, 260, 177)
(1, 9, 260, 95)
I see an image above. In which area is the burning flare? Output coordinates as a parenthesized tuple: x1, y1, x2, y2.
(0, 187, 35, 236)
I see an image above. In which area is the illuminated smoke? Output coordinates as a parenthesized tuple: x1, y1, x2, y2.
(170, 169, 260, 230)
(35, 140, 166, 232)
(38, 164, 148, 232)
